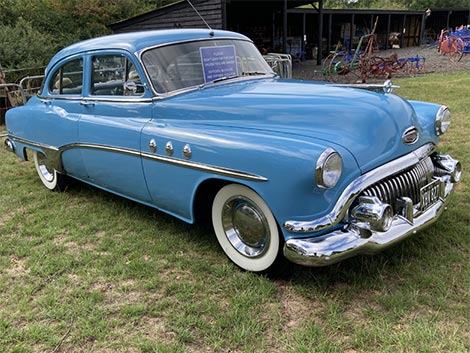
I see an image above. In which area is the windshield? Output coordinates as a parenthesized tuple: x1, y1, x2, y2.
(141, 39, 274, 94)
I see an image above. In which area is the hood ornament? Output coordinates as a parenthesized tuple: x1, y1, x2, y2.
(333, 79, 399, 94)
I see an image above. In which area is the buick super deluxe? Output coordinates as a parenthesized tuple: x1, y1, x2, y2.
(3, 29, 461, 272)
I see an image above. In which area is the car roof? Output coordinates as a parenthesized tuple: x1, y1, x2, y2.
(46, 29, 250, 72)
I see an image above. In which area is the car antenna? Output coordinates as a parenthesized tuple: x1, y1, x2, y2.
(186, 0, 214, 36)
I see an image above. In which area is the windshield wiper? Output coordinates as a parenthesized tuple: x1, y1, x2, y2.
(241, 71, 268, 76)
(212, 75, 239, 83)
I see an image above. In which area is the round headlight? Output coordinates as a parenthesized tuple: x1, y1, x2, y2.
(316, 148, 343, 189)
(435, 105, 451, 136)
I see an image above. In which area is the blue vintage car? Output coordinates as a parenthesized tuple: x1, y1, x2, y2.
(3, 29, 462, 272)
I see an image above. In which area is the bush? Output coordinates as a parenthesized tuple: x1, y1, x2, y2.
(0, 18, 56, 81)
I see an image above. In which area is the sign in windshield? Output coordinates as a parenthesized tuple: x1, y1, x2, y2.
(200, 45, 238, 83)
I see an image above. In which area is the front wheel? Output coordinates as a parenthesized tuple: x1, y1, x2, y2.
(212, 184, 281, 272)
(33, 150, 68, 192)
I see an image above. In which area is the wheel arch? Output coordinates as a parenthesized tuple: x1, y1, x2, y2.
(192, 178, 231, 224)
(192, 177, 281, 228)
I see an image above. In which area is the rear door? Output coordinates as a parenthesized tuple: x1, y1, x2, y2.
(77, 52, 153, 203)
(39, 55, 86, 179)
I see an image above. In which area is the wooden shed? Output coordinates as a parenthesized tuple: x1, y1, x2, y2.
(109, 1, 470, 63)
(110, 0, 324, 63)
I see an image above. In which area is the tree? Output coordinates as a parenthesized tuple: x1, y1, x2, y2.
(0, 17, 55, 78)
(408, 0, 470, 9)
(0, 0, 161, 75)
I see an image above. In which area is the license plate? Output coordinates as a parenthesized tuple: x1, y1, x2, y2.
(419, 179, 441, 211)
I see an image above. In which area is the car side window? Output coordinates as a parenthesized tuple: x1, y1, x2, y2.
(91, 55, 144, 96)
(49, 58, 83, 95)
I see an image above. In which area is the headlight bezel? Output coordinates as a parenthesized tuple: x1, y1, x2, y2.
(435, 105, 451, 136)
(316, 148, 343, 189)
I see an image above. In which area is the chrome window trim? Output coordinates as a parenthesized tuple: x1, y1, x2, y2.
(284, 143, 436, 233)
(36, 95, 154, 103)
(7, 136, 268, 182)
(38, 96, 83, 101)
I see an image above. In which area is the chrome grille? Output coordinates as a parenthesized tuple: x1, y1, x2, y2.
(361, 156, 435, 211)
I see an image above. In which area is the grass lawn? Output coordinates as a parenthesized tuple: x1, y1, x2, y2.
(0, 71, 469, 353)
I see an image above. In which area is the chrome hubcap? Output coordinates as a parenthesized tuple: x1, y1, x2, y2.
(222, 196, 270, 258)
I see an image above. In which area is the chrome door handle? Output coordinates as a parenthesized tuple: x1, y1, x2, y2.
(80, 100, 95, 107)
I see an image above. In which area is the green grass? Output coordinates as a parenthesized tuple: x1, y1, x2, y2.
(1, 71, 469, 352)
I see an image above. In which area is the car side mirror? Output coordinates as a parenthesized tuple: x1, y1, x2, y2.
(123, 80, 138, 95)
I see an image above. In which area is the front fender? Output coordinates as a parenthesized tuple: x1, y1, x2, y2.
(141, 120, 360, 233)
(407, 100, 441, 144)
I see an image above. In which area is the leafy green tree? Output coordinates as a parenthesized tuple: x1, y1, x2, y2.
(0, 17, 55, 80)
(408, 0, 470, 9)
(1, 0, 159, 47)
(0, 0, 162, 75)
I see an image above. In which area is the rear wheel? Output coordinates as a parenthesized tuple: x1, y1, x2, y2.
(211, 184, 280, 272)
(33, 150, 67, 192)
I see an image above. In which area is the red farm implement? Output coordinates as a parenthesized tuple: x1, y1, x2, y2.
(323, 17, 425, 83)
(438, 27, 470, 62)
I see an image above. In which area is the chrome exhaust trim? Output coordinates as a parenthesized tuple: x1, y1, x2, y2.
(4, 137, 15, 152)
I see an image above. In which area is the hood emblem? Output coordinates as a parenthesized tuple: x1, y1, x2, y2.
(402, 126, 419, 145)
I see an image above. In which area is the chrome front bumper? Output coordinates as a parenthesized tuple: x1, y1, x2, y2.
(283, 145, 461, 267)
(284, 191, 451, 266)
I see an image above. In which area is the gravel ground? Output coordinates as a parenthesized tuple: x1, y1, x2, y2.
(292, 45, 470, 82)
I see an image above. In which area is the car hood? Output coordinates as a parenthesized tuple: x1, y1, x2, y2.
(155, 78, 424, 172)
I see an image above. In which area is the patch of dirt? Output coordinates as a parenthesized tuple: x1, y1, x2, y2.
(4, 256, 30, 278)
(276, 280, 325, 330)
(0, 211, 14, 227)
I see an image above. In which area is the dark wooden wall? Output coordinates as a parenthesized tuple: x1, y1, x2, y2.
(110, 0, 223, 33)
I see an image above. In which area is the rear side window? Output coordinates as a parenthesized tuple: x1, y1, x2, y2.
(49, 59, 83, 95)
(91, 55, 144, 96)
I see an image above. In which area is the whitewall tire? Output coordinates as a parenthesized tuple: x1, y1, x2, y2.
(33, 150, 67, 192)
(212, 184, 280, 272)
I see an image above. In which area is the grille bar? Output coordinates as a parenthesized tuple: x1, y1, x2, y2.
(362, 156, 435, 210)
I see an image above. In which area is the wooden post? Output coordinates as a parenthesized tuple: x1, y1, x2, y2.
(317, 0, 323, 65)
(283, 0, 287, 54)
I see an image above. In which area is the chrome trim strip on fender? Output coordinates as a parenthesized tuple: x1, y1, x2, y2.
(6, 136, 268, 182)
(140, 150, 267, 181)
(6, 135, 62, 171)
(283, 143, 436, 233)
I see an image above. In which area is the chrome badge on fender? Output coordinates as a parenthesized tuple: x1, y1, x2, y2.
(402, 126, 419, 144)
